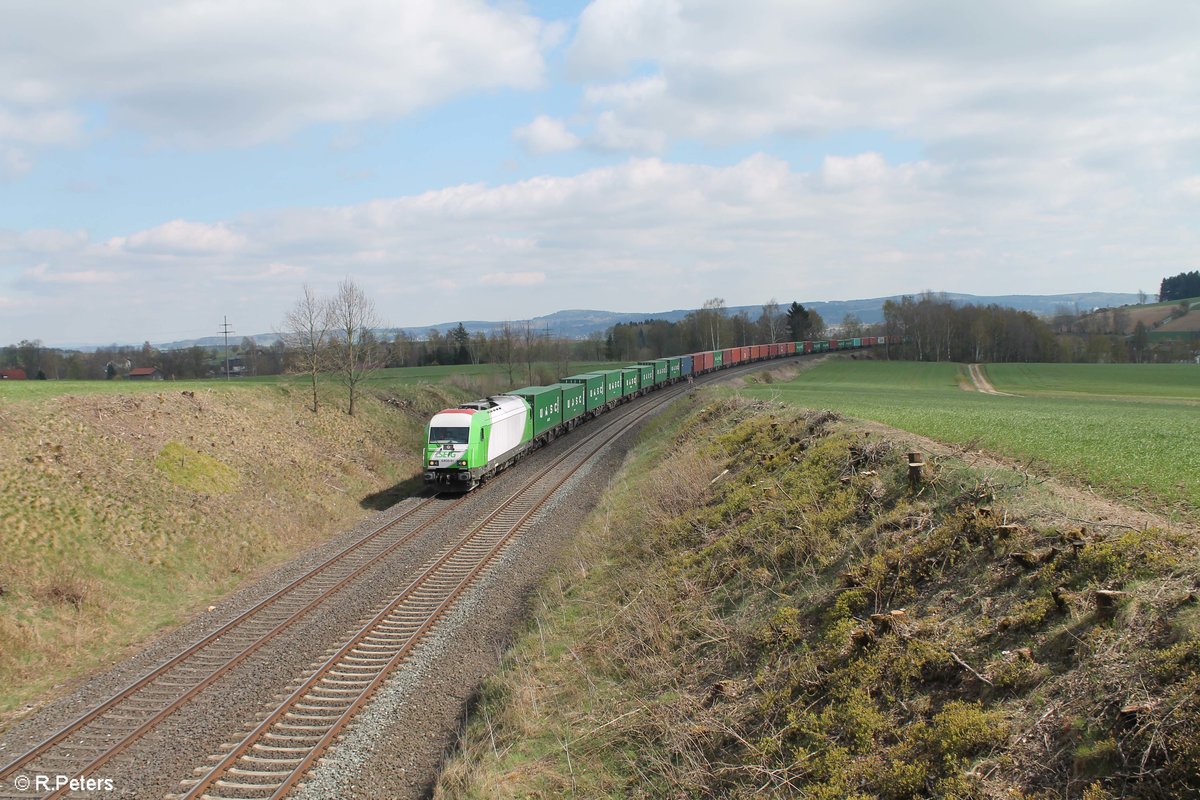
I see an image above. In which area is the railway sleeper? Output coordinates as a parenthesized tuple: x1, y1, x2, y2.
(275, 721, 334, 732)
(249, 744, 311, 755)
(240, 754, 306, 766)
(212, 782, 284, 796)
(225, 767, 299, 779)
(263, 730, 322, 742)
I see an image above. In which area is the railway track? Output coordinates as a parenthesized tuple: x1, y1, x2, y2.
(2, 356, 786, 799)
(0, 496, 464, 799)
(174, 378, 694, 799)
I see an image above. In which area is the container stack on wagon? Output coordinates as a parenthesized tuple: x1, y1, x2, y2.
(423, 332, 892, 490)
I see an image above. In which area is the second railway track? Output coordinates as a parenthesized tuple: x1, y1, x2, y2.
(1, 357, 785, 799)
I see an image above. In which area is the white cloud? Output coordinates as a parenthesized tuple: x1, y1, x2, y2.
(20, 264, 131, 285)
(113, 220, 247, 255)
(0, 0, 548, 166)
(563, 0, 1200, 179)
(5, 150, 1193, 344)
(0, 145, 33, 181)
(513, 115, 581, 155)
(481, 271, 546, 287)
(18, 228, 89, 253)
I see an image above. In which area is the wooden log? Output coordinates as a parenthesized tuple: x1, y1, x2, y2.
(907, 451, 924, 490)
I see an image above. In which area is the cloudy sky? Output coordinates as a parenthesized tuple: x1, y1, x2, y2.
(2, 0, 1197, 345)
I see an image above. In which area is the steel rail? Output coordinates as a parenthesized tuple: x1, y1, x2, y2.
(2, 494, 460, 796)
(179, 376, 697, 800)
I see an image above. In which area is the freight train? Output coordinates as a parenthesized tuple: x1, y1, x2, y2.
(423, 335, 897, 490)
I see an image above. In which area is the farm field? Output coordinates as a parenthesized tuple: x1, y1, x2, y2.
(743, 360, 1199, 517)
(986, 363, 1200, 401)
(0, 360, 622, 403)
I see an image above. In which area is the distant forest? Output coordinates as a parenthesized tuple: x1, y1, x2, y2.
(4, 286, 1198, 381)
(1159, 270, 1200, 302)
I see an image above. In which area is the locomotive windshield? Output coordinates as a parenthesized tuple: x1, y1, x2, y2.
(429, 426, 470, 444)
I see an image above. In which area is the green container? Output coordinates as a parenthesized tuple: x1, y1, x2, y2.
(620, 368, 640, 396)
(852, 338, 862, 348)
(596, 369, 623, 403)
(667, 357, 681, 380)
(562, 373, 606, 413)
(712, 350, 724, 367)
(839, 339, 852, 350)
(639, 360, 668, 385)
(631, 364, 654, 388)
(553, 382, 586, 422)
(509, 386, 562, 437)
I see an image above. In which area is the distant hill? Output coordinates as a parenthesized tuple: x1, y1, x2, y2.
(1073, 295, 1200, 340)
(386, 291, 1142, 340)
(112, 291, 1141, 351)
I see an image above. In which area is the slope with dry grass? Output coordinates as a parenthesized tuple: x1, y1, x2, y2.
(436, 395, 1200, 799)
(0, 380, 466, 726)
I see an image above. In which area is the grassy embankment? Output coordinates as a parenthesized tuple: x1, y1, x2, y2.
(0, 360, 612, 726)
(437, 393, 1200, 799)
(741, 361, 1199, 519)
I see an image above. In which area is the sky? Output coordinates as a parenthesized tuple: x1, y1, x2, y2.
(1, 0, 1197, 346)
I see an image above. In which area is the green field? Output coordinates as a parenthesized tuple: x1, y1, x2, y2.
(987, 363, 1199, 401)
(743, 360, 1199, 517)
(0, 360, 624, 402)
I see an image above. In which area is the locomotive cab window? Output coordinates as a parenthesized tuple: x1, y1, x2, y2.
(429, 426, 470, 444)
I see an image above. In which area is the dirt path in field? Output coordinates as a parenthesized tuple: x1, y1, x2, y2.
(968, 363, 1019, 396)
(850, 417, 1197, 533)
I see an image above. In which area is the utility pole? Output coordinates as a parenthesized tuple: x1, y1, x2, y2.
(219, 316, 235, 379)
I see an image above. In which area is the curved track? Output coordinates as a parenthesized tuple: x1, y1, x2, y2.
(175, 373, 704, 799)
(1, 355, 798, 799)
(0, 496, 464, 799)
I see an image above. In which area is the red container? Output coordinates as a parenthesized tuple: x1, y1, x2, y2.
(803, 340, 813, 354)
(786, 341, 796, 355)
(828, 339, 839, 351)
(721, 348, 734, 365)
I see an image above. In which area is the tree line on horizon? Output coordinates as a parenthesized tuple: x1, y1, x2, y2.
(5, 279, 1197, 387)
(1159, 270, 1200, 303)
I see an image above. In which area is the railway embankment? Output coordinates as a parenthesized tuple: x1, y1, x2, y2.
(436, 393, 1200, 799)
(0, 381, 459, 728)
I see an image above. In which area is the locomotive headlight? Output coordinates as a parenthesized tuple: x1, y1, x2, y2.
(428, 459, 436, 466)
(458, 459, 467, 466)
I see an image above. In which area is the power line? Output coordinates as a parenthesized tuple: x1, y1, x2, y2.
(219, 316, 235, 379)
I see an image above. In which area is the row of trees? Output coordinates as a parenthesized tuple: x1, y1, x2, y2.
(882, 293, 1195, 364)
(881, 295, 1058, 362)
(1159, 270, 1200, 302)
(0, 339, 286, 381)
(283, 280, 382, 415)
(604, 299, 827, 361)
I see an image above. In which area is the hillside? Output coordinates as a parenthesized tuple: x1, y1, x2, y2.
(437, 394, 1200, 799)
(124, 292, 1142, 350)
(1073, 296, 1200, 338)
(0, 379, 462, 724)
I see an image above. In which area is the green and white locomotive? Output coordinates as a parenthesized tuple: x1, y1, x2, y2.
(422, 336, 896, 492)
(424, 395, 533, 489)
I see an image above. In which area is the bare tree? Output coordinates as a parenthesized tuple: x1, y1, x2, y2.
(491, 322, 518, 386)
(759, 298, 784, 343)
(521, 321, 538, 385)
(700, 297, 727, 350)
(327, 277, 382, 416)
(283, 284, 332, 413)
